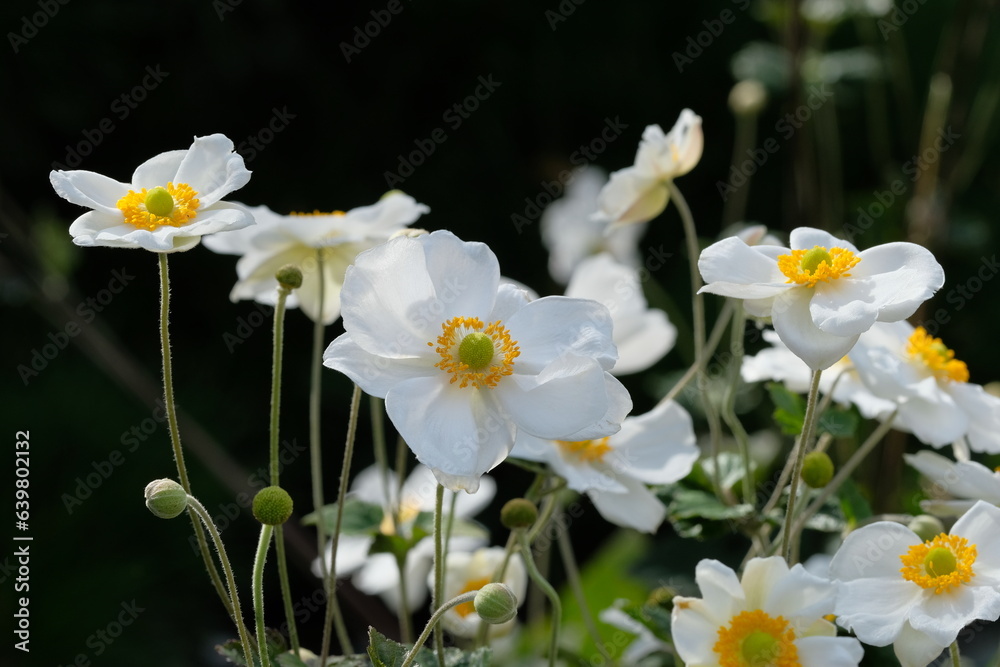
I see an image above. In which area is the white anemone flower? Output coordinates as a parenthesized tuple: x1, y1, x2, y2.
(435, 546, 527, 638)
(905, 450, 1000, 518)
(311, 464, 493, 613)
(829, 500, 1000, 667)
(203, 192, 429, 324)
(594, 109, 703, 228)
(671, 556, 864, 667)
(598, 602, 671, 664)
(323, 230, 632, 492)
(849, 321, 1000, 453)
(565, 253, 677, 375)
(741, 329, 897, 420)
(540, 166, 646, 284)
(50, 134, 253, 253)
(698, 227, 944, 370)
(510, 400, 698, 533)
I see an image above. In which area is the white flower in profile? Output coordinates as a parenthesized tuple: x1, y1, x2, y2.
(598, 602, 670, 664)
(50, 134, 253, 253)
(323, 230, 632, 492)
(829, 500, 1000, 667)
(594, 109, 703, 228)
(741, 329, 897, 420)
(850, 321, 1000, 453)
(905, 450, 1000, 518)
(698, 227, 944, 370)
(540, 166, 646, 284)
(311, 464, 494, 613)
(510, 400, 698, 533)
(671, 556, 864, 667)
(435, 546, 527, 638)
(203, 191, 429, 324)
(565, 253, 677, 375)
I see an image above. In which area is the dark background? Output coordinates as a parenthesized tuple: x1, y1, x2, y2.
(2, 0, 1000, 665)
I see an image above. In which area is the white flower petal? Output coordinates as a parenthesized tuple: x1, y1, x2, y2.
(323, 334, 435, 398)
(904, 451, 1000, 505)
(595, 166, 668, 227)
(949, 382, 1000, 454)
(830, 521, 921, 581)
(796, 635, 864, 667)
(789, 227, 859, 254)
(950, 501, 1000, 574)
(761, 563, 836, 620)
(588, 479, 666, 533)
(607, 400, 697, 485)
(173, 134, 252, 206)
(131, 149, 187, 189)
(771, 287, 860, 370)
(505, 296, 617, 372)
(698, 237, 790, 296)
(895, 392, 969, 447)
(833, 579, 920, 645)
(693, 559, 746, 621)
(892, 622, 948, 667)
(854, 242, 944, 323)
(50, 169, 130, 215)
(908, 584, 1000, 646)
(807, 279, 880, 337)
(553, 371, 632, 441)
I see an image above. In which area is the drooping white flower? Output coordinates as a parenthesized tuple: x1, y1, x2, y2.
(848, 321, 1000, 453)
(323, 230, 632, 492)
(698, 227, 944, 370)
(540, 166, 646, 284)
(905, 450, 1000, 518)
(511, 400, 697, 533)
(595, 109, 703, 228)
(434, 546, 527, 638)
(311, 464, 493, 613)
(565, 253, 677, 375)
(50, 134, 253, 252)
(741, 329, 897, 420)
(671, 556, 864, 667)
(203, 192, 429, 324)
(829, 500, 1000, 667)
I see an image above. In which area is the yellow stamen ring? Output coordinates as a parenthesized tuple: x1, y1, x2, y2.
(777, 245, 860, 287)
(430, 317, 519, 389)
(116, 182, 200, 231)
(556, 438, 612, 464)
(907, 327, 969, 383)
(900, 533, 976, 594)
(714, 609, 800, 667)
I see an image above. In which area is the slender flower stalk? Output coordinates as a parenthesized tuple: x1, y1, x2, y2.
(433, 483, 446, 664)
(399, 592, 478, 667)
(520, 535, 561, 667)
(555, 514, 614, 665)
(781, 369, 823, 563)
(660, 299, 735, 405)
(320, 383, 363, 663)
(158, 254, 236, 620)
(721, 302, 754, 503)
(951, 641, 961, 667)
(253, 524, 274, 667)
(186, 495, 255, 663)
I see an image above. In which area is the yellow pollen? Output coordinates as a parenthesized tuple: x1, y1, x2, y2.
(429, 317, 519, 389)
(556, 438, 612, 464)
(116, 182, 199, 231)
(378, 499, 422, 536)
(777, 246, 860, 287)
(907, 327, 969, 383)
(900, 533, 976, 594)
(714, 609, 800, 667)
(289, 209, 346, 216)
(454, 576, 492, 617)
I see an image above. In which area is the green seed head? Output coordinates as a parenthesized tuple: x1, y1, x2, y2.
(908, 515, 946, 542)
(500, 498, 538, 530)
(741, 630, 779, 666)
(474, 582, 518, 625)
(275, 264, 303, 290)
(144, 479, 187, 519)
(800, 451, 835, 488)
(924, 546, 958, 577)
(458, 332, 495, 371)
(252, 486, 294, 525)
(800, 247, 832, 274)
(144, 186, 175, 217)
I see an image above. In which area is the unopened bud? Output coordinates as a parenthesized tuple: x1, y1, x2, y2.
(252, 486, 294, 525)
(144, 479, 187, 519)
(275, 264, 303, 290)
(800, 451, 834, 488)
(500, 498, 538, 530)
(908, 514, 946, 542)
(474, 583, 518, 625)
(728, 80, 768, 116)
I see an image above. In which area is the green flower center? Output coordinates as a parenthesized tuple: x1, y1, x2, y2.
(742, 630, 780, 666)
(924, 546, 958, 577)
(799, 247, 832, 274)
(458, 332, 495, 371)
(144, 186, 175, 217)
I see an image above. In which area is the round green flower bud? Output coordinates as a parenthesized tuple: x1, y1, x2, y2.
(144, 186, 175, 217)
(275, 264, 303, 290)
(144, 479, 187, 519)
(500, 498, 538, 530)
(252, 486, 294, 525)
(800, 451, 834, 488)
(474, 582, 518, 625)
(908, 514, 946, 542)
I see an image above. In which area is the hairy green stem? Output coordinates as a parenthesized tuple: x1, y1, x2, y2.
(951, 640, 961, 667)
(520, 536, 561, 667)
(253, 524, 274, 667)
(433, 484, 446, 665)
(781, 370, 823, 563)
(399, 592, 477, 667)
(555, 513, 614, 665)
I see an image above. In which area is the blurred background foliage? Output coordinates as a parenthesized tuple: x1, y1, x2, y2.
(2, 0, 1000, 664)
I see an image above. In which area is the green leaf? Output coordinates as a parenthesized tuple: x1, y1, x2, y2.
(838, 478, 872, 529)
(665, 489, 756, 539)
(766, 383, 806, 435)
(441, 647, 492, 666)
(816, 406, 859, 438)
(274, 652, 311, 667)
(696, 452, 757, 492)
(215, 640, 250, 666)
(367, 627, 409, 667)
(301, 499, 384, 536)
